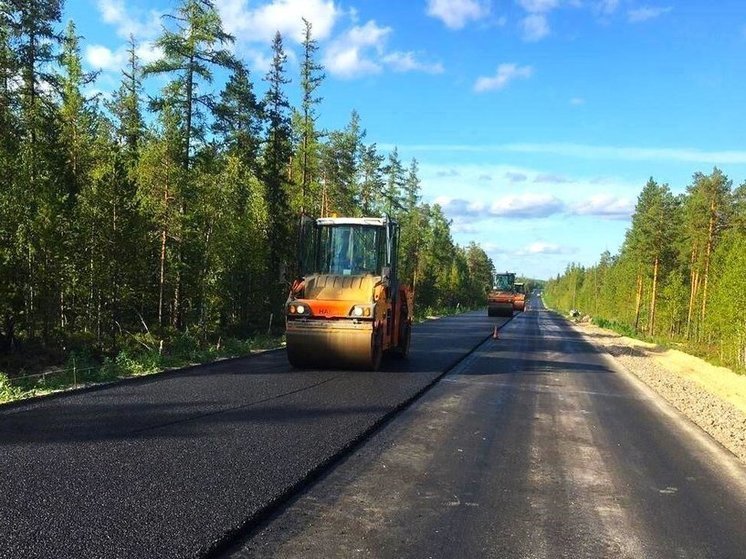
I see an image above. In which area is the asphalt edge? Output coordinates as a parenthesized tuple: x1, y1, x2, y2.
(0, 347, 287, 412)
(202, 312, 517, 559)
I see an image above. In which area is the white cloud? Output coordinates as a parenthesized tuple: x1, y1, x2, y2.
(474, 63, 533, 92)
(96, 0, 162, 40)
(425, 0, 490, 29)
(490, 193, 564, 217)
(569, 194, 635, 220)
(505, 171, 528, 182)
(522, 241, 572, 255)
(534, 173, 570, 183)
(136, 43, 163, 65)
(216, 0, 342, 44)
(394, 142, 746, 164)
(521, 14, 550, 41)
(85, 42, 163, 73)
(570, 97, 585, 105)
(436, 193, 565, 219)
(381, 51, 445, 74)
(86, 45, 124, 72)
(505, 142, 746, 164)
(323, 21, 391, 78)
(435, 190, 634, 224)
(627, 5, 672, 23)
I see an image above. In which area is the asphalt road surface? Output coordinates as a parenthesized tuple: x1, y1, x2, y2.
(0, 310, 506, 559)
(227, 298, 746, 559)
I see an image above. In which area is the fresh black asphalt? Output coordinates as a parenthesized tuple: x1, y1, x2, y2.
(228, 299, 746, 558)
(0, 311, 505, 559)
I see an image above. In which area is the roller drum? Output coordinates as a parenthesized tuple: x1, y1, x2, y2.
(286, 319, 379, 370)
(488, 303, 514, 317)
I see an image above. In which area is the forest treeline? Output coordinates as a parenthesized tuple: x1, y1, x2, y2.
(545, 169, 746, 371)
(0, 0, 495, 370)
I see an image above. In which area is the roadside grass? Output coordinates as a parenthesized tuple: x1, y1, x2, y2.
(413, 304, 479, 323)
(543, 297, 745, 376)
(0, 333, 284, 405)
(591, 317, 638, 339)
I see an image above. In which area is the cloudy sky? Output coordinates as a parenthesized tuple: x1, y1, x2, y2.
(67, 0, 746, 279)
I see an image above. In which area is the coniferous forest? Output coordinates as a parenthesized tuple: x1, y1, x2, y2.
(545, 170, 746, 372)
(0, 0, 497, 379)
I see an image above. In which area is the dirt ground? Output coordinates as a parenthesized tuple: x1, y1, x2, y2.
(571, 320, 746, 464)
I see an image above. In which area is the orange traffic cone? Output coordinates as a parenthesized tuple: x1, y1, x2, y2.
(492, 325, 499, 339)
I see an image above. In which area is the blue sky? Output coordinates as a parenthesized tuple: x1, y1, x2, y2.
(64, 0, 746, 279)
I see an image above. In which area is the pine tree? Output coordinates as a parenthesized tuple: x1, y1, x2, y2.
(383, 147, 405, 216)
(136, 93, 186, 328)
(143, 0, 237, 328)
(212, 63, 262, 171)
(108, 35, 144, 161)
(625, 178, 679, 335)
(0, 7, 22, 351)
(319, 111, 363, 215)
(262, 31, 293, 320)
(297, 18, 324, 214)
(358, 143, 385, 215)
(5, 0, 63, 343)
(682, 168, 732, 339)
(59, 19, 100, 336)
(399, 158, 423, 289)
(209, 62, 267, 331)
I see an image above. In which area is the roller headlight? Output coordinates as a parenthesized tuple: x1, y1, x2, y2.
(351, 305, 371, 317)
(296, 304, 305, 314)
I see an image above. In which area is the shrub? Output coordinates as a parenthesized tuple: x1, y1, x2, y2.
(0, 372, 22, 403)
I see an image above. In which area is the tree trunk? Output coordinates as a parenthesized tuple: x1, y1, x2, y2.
(633, 273, 644, 333)
(686, 244, 698, 339)
(700, 199, 716, 326)
(649, 256, 659, 336)
(172, 247, 181, 330)
(158, 183, 168, 326)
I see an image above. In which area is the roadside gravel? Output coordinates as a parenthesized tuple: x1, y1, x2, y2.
(570, 320, 746, 464)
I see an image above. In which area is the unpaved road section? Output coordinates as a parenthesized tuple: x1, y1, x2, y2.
(229, 302, 746, 559)
(0, 311, 507, 559)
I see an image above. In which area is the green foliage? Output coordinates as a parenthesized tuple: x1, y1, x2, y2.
(592, 318, 637, 338)
(547, 170, 746, 372)
(0, 372, 22, 402)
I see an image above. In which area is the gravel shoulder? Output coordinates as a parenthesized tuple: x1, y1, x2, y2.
(569, 319, 746, 464)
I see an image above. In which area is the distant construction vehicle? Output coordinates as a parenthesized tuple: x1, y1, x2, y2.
(487, 272, 516, 317)
(285, 215, 413, 371)
(513, 281, 526, 312)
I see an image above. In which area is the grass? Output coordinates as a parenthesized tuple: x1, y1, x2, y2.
(413, 303, 479, 323)
(546, 303, 746, 377)
(0, 332, 284, 405)
(592, 317, 638, 338)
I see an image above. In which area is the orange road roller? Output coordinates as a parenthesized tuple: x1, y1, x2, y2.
(488, 272, 516, 317)
(285, 215, 413, 371)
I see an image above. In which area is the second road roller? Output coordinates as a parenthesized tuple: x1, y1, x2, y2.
(285, 215, 413, 371)
(513, 281, 527, 312)
(487, 271, 517, 317)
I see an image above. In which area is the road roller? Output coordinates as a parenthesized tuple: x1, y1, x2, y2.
(487, 272, 516, 317)
(285, 215, 413, 371)
(513, 281, 526, 312)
